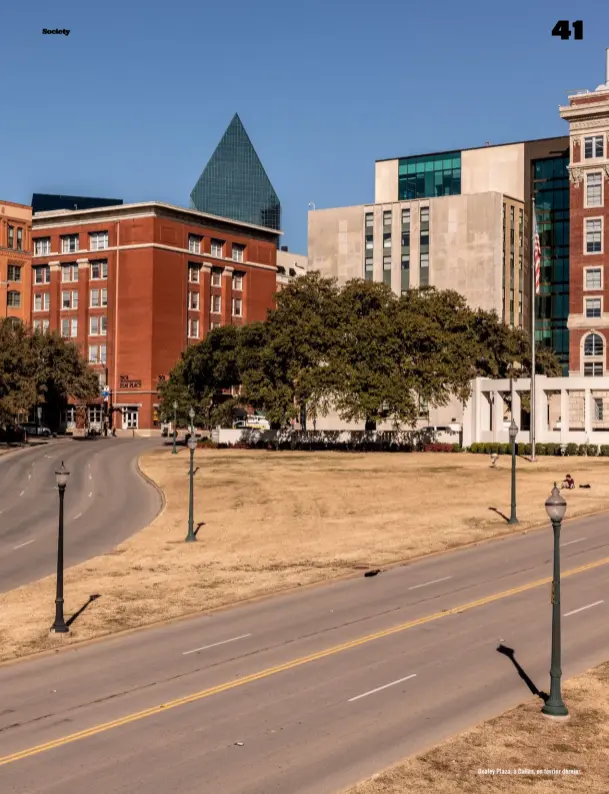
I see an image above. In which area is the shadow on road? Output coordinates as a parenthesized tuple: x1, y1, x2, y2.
(194, 521, 205, 539)
(497, 644, 548, 702)
(488, 506, 510, 523)
(67, 594, 102, 627)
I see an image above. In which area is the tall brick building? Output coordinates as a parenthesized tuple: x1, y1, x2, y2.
(561, 56, 609, 376)
(0, 200, 32, 323)
(31, 201, 282, 431)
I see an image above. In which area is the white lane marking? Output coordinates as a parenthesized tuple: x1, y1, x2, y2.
(348, 674, 417, 703)
(561, 537, 586, 547)
(182, 634, 252, 656)
(73, 512, 83, 520)
(564, 600, 604, 617)
(19, 491, 25, 497)
(89, 474, 92, 480)
(13, 540, 35, 550)
(44, 455, 51, 459)
(88, 492, 93, 498)
(28, 473, 32, 480)
(408, 576, 452, 591)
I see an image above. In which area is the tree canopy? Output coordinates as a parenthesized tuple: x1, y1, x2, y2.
(160, 276, 562, 430)
(0, 319, 99, 428)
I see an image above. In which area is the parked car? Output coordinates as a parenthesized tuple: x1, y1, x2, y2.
(20, 423, 52, 437)
(233, 416, 270, 430)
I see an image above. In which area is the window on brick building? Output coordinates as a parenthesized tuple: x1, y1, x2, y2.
(89, 345, 99, 364)
(61, 235, 79, 253)
(188, 263, 201, 283)
(61, 318, 78, 338)
(188, 318, 199, 338)
(587, 173, 603, 207)
(7, 290, 21, 308)
(61, 264, 78, 282)
(211, 321, 221, 329)
(584, 136, 604, 159)
(585, 362, 604, 377)
(34, 237, 51, 255)
(7, 226, 14, 248)
(232, 243, 245, 263)
(34, 266, 51, 284)
(586, 219, 602, 253)
(7, 265, 21, 282)
(90, 288, 108, 308)
(232, 273, 243, 291)
(211, 295, 221, 313)
(211, 268, 222, 287)
(211, 239, 224, 257)
(61, 290, 78, 310)
(90, 315, 107, 336)
(34, 293, 50, 312)
(188, 235, 202, 254)
(89, 231, 109, 251)
(585, 268, 602, 290)
(189, 291, 200, 310)
(16, 228, 23, 250)
(586, 298, 601, 318)
(90, 260, 108, 280)
(232, 298, 243, 317)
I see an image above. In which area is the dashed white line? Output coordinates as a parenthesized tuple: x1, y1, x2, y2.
(88, 492, 93, 498)
(561, 537, 586, 547)
(564, 600, 604, 617)
(408, 576, 452, 591)
(19, 491, 25, 497)
(13, 540, 35, 550)
(182, 634, 252, 656)
(73, 512, 83, 520)
(348, 674, 417, 703)
(28, 473, 32, 480)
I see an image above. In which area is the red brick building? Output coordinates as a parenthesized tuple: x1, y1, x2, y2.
(31, 201, 282, 431)
(1, 200, 32, 324)
(561, 75, 609, 375)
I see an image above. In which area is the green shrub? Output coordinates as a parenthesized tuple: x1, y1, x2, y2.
(470, 442, 479, 453)
(522, 443, 532, 456)
(452, 443, 462, 452)
(600, 445, 609, 457)
(545, 443, 558, 456)
(586, 443, 599, 457)
(566, 443, 578, 456)
(535, 443, 546, 456)
(577, 444, 587, 456)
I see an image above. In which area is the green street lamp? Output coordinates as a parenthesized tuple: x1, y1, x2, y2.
(50, 462, 70, 634)
(541, 484, 569, 719)
(185, 408, 197, 543)
(508, 418, 519, 525)
(172, 400, 178, 455)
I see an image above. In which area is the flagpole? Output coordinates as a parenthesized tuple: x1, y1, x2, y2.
(530, 198, 537, 462)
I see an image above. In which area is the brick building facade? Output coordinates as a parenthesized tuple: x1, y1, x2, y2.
(0, 200, 32, 323)
(561, 73, 609, 376)
(31, 201, 281, 431)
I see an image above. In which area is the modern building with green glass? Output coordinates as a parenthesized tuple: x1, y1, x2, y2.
(308, 136, 570, 369)
(190, 113, 281, 233)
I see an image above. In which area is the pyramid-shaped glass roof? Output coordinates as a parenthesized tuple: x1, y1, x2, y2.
(189, 114, 281, 231)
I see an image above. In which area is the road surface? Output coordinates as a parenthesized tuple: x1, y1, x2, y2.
(0, 509, 608, 793)
(0, 437, 163, 592)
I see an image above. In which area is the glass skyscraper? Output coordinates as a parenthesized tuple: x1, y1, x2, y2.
(189, 113, 281, 231)
(533, 156, 570, 374)
(398, 152, 462, 200)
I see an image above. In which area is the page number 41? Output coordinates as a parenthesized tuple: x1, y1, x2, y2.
(552, 20, 583, 40)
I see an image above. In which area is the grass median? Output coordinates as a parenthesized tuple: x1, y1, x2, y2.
(345, 660, 609, 793)
(1, 449, 609, 662)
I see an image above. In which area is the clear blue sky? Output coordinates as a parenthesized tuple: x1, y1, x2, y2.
(3, 1, 608, 253)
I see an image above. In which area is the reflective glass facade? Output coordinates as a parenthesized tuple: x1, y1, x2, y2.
(533, 156, 570, 374)
(398, 152, 461, 200)
(189, 114, 281, 231)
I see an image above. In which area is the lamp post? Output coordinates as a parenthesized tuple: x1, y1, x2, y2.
(541, 484, 569, 719)
(185, 407, 197, 542)
(50, 462, 70, 634)
(172, 400, 178, 454)
(508, 418, 519, 525)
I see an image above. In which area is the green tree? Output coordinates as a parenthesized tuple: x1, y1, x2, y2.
(0, 320, 37, 426)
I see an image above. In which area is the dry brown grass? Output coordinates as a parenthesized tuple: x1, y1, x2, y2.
(345, 661, 609, 793)
(1, 449, 609, 663)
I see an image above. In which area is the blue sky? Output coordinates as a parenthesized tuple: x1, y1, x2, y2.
(3, 1, 608, 253)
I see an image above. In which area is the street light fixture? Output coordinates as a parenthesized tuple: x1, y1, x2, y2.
(508, 418, 519, 525)
(172, 400, 178, 455)
(50, 462, 70, 634)
(541, 483, 569, 719)
(185, 408, 197, 543)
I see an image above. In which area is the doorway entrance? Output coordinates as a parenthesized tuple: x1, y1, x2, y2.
(122, 407, 139, 430)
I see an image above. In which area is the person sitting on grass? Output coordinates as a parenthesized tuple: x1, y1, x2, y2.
(561, 473, 575, 490)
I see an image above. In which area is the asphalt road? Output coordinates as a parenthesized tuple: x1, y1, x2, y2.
(0, 437, 163, 592)
(0, 510, 608, 793)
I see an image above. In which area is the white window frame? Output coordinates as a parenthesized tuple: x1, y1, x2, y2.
(34, 237, 51, 255)
(232, 297, 243, 317)
(189, 291, 200, 310)
(100, 343, 107, 364)
(61, 235, 80, 254)
(585, 266, 603, 291)
(365, 213, 373, 228)
(7, 264, 21, 282)
(232, 244, 245, 263)
(89, 345, 99, 363)
(586, 172, 603, 208)
(585, 296, 602, 318)
(7, 290, 21, 308)
(211, 295, 221, 314)
(91, 289, 100, 308)
(61, 264, 78, 283)
(210, 239, 224, 258)
(43, 319, 50, 332)
(188, 235, 202, 254)
(61, 318, 70, 338)
(33, 319, 42, 331)
(211, 321, 221, 329)
(188, 318, 199, 338)
(211, 269, 222, 287)
(585, 217, 603, 255)
(89, 315, 107, 336)
(90, 260, 108, 280)
(584, 135, 604, 160)
(232, 274, 243, 291)
(188, 264, 201, 283)
(70, 318, 78, 337)
(89, 231, 109, 251)
(34, 266, 50, 285)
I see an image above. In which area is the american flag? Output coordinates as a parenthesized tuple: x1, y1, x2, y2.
(533, 210, 541, 296)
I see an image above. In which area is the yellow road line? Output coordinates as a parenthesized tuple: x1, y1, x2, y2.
(1, 554, 608, 768)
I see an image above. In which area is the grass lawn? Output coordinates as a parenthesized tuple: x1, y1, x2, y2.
(1, 449, 609, 662)
(344, 661, 609, 793)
